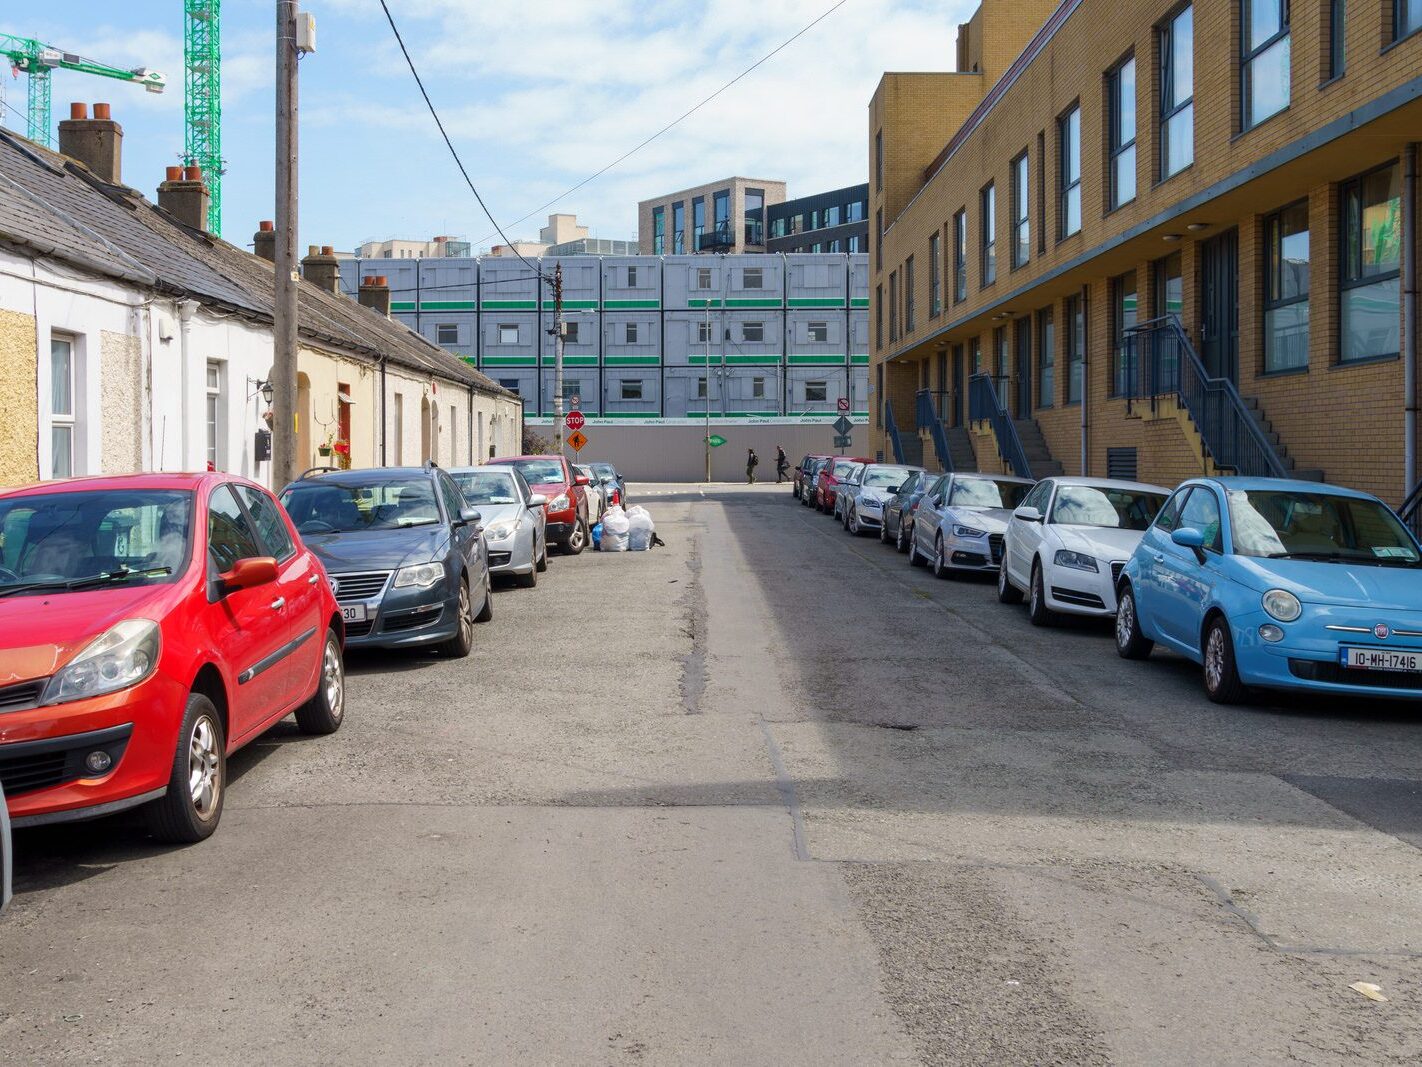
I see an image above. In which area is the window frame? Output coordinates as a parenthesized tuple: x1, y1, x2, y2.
(1107, 54, 1138, 210)
(652, 206, 665, 256)
(1038, 310, 1056, 409)
(672, 200, 686, 255)
(1159, 4, 1196, 181)
(980, 182, 997, 285)
(904, 255, 916, 333)
(929, 231, 943, 317)
(1326, 0, 1345, 80)
(48, 334, 77, 479)
(1110, 273, 1139, 396)
(1338, 161, 1402, 363)
(808, 321, 829, 344)
(1240, 0, 1292, 132)
(1011, 151, 1030, 269)
(1065, 294, 1085, 405)
(1057, 104, 1082, 239)
(1262, 198, 1311, 373)
(742, 321, 765, 343)
(742, 266, 764, 290)
(625, 322, 639, 344)
(805, 380, 829, 404)
(953, 209, 968, 303)
(1395, 0, 1422, 43)
(620, 379, 644, 401)
(497, 323, 520, 345)
(435, 323, 459, 345)
(205, 359, 223, 470)
(889, 269, 899, 342)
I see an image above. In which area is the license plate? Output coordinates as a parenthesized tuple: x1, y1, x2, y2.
(341, 604, 368, 623)
(1340, 646, 1422, 673)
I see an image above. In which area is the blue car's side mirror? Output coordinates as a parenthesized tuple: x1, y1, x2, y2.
(1171, 527, 1205, 549)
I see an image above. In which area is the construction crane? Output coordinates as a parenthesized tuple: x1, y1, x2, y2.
(0, 33, 165, 148)
(184, 0, 222, 235)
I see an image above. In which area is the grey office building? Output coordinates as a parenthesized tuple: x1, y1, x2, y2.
(757, 184, 870, 254)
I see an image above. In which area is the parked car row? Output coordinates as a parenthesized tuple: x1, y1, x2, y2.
(0, 455, 626, 849)
(795, 457, 1422, 707)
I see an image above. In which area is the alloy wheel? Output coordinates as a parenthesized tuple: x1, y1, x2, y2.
(1116, 593, 1134, 651)
(322, 638, 344, 722)
(188, 715, 221, 818)
(459, 583, 474, 645)
(1205, 627, 1225, 691)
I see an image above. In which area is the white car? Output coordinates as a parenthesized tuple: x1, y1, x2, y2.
(998, 476, 1171, 625)
(574, 464, 607, 526)
(838, 463, 924, 536)
(910, 472, 1035, 576)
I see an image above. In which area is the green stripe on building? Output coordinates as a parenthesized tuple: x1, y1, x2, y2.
(687, 298, 783, 309)
(787, 354, 850, 365)
(604, 355, 661, 366)
(391, 301, 416, 312)
(688, 354, 783, 366)
(850, 354, 869, 364)
(419, 300, 476, 311)
(850, 298, 869, 308)
(481, 300, 537, 310)
(597, 411, 663, 418)
(540, 300, 599, 310)
(480, 357, 537, 367)
(604, 299, 659, 309)
(788, 298, 847, 308)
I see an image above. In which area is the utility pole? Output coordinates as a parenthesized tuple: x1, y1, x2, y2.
(703, 299, 711, 481)
(272, 0, 300, 487)
(553, 262, 565, 457)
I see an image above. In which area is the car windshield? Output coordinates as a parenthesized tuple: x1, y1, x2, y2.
(452, 472, 520, 506)
(830, 460, 857, 477)
(0, 488, 192, 593)
(281, 478, 442, 533)
(502, 459, 565, 485)
(1227, 489, 1421, 564)
(949, 478, 1032, 509)
(864, 467, 917, 488)
(1050, 485, 1165, 530)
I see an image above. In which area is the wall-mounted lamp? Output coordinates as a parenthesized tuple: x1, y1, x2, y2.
(1186, 222, 1209, 232)
(248, 378, 274, 405)
(1162, 233, 1182, 242)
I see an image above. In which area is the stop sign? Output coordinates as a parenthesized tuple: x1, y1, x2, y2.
(565, 410, 585, 431)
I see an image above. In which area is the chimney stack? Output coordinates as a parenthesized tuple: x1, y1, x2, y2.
(358, 275, 392, 317)
(254, 220, 276, 263)
(301, 244, 342, 295)
(57, 102, 123, 185)
(158, 164, 210, 232)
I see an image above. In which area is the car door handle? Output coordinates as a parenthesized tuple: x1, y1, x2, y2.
(1153, 554, 1165, 564)
(270, 597, 286, 611)
(307, 575, 319, 586)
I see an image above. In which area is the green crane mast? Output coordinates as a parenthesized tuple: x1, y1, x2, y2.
(184, 0, 223, 235)
(0, 34, 166, 148)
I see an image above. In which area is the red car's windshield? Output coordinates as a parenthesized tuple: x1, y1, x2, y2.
(0, 489, 193, 595)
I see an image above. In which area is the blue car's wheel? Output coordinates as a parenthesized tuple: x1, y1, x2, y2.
(1203, 616, 1247, 704)
(1115, 585, 1153, 659)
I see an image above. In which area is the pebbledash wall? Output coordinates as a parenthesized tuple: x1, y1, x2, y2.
(873, 0, 1422, 504)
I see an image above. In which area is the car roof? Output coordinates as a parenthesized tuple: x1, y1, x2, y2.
(447, 465, 519, 477)
(0, 471, 252, 498)
(1044, 475, 1171, 494)
(286, 466, 435, 486)
(952, 471, 1033, 484)
(1200, 475, 1380, 501)
(489, 455, 564, 464)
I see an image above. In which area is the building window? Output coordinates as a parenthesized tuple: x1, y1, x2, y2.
(1396, 0, 1422, 41)
(692, 197, 705, 245)
(498, 324, 519, 345)
(827, 204, 842, 226)
(875, 208, 883, 271)
(809, 321, 829, 344)
(1160, 5, 1195, 179)
(564, 321, 579, 344)
(625, 322, 639, 344)
(713, 188, 730, 236)
(1111, 274, 1138, 396)
(1262, 201, 1311, 372)
(1242, 0, 1290, 130)
(805, 380, 828, 403)
(1327, 0, 1345, 78)
(1340, 162, 1402, 362)
(48, 335, 77, 477)
(627, 265, 639, 286)
(929, 231, 942, 317)
(1058, 105, 1081, 238)
(1066, 295, 1085, 403)
(876, 284, 884, 348)
(980, 183, 997, 285)
(847, 200, 865, 222)
(1011, 152, 1030, 268)
(905, 255, 916, 333)
(696, 267, 713, 290)
(751, 376, 766, 399)
(742, 321, 764, 343)
(889, 270, 899, 342)
(1108, 56, 1137, 209)
(696, 376, 708, 400)
(953, 209, 968, 302)
(697, 321, 713, 345)
(205, 361, 223, 469)
(744, 188, 764, 245)
(673, 201, 686, 255)
(620, 379, 644, 401)
(875, 128, 883, 190)
(498, 378, 520, 393)
(652, 206, 665, 255)
(743, 267, 764, 289)
(1038, 311, 1056, 408)
(436, 323, 458, 345)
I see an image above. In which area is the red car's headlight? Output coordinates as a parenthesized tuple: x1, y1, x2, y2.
(41, 619, 161, 707)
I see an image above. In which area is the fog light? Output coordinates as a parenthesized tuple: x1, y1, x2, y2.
(84, 750, 113, 774)
(1258, 624, 1284, 643)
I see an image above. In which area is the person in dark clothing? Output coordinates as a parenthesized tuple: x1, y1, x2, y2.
(775, 446, 789, 483)
(746, 448, 759, 485)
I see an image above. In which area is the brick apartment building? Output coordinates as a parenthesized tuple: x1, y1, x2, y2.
(871, 0, 1422, 507)
(638, 177, 786, 255)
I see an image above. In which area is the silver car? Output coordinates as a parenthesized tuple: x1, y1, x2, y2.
(838, 464, 925, 536)
(910, 472, 1036, 577)
(450, 466, 548, 588)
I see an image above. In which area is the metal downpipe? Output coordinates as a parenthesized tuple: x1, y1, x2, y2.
(1404, 143, 1418, 498)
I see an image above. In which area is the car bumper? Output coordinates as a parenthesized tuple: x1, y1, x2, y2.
(341, 581, 463, 649)
(0, 669, 189, 825)
(545, 510, 578, 543)
(1232, 607, 1422, 700)
(1044, 561, 1124, 617)
(487, 527, 535, 575)
(938, 532, 1005, 572)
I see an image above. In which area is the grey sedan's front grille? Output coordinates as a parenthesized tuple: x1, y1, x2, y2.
(1110, 561, 1125, 586)
(330, 571, 391, 603)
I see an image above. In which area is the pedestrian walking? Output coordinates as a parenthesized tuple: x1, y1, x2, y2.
(746, 448, 759, 485)
(775, 446, 789, 483)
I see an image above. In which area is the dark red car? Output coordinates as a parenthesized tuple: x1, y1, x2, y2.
(488, 455, 589, 554)
(794, 454, 831, 501)
(0, 473, 345, 842)
(815, 457, 872, 513)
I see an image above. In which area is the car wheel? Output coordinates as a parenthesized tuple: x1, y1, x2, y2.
(516, 560, 537, 588)
(879, 518, 890, 545)
(997, 558, 1023, 604)
(1028, 561, 1056, 626)
(295, 628, 345, 735)
(908, 531, 927, 568)
(896, 521, 911, 554)
(564, 518, 588, 555)
(932, 535, 951, 579)
(1114, 585, 1153, 660)
(535, 538, 548, 573)
(474, 572, 495, 622)
(438, 579, 476, 658)
(1203, 616, 1247, 704)
(147, 694, 225, 843)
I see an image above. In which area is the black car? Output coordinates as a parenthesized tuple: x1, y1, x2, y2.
(881, 469, 944, 551)
(280, 464, 492, 657)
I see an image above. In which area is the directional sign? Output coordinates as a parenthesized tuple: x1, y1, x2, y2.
(833, 415, 854, 436)
(565, 410, 585, 431)
(833, 434, 854, 447)
(837, 397, 850, 413)
(567, 429, 588, 453)
(707, 434, 727, 447)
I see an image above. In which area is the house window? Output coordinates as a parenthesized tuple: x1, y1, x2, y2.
(743, 267, 764, 289)
(953, 209, 968, 302)
(875, 208, 884, 271)
(1038, 310, 1055, 408)
(673, 201, 686, 255)
(980, 183, 997, 285)
(929, 232, 942, 317)
(847, 200, 865, 222)
(1264, 201, 1310, 372)
(697, 321, 713, 345)
(1058, 106, 1082, 238)
(808, 322, 829, 344)
(875, 128, 883, 190)
(994, 327, 1010, 407)
(696, 267, 713, 289)
(1327, 0, 1345, 78)
(205, 361, 223, 469)
(436, 323, 458, 345)
(1108, 56, 1137, 209)
(743, 321, 764, 343)
(625, 322, 639, 344)
(564, 321, 580, 344)
(905, 255, 916, 333)
(498, 378, 520, 393)
(1066, 295, 1085, 403)
(1160, 5, 1195, 178)
(876, 284, 884, 348)
(1395, 0, 1421, 41)
(1242, 0, 1290, 130)
(1340, 162, 1401, 362)
(1011, 152, 1030, 268)
(627, 265, 639, 286)
(498, 324, 519, 345)
(805, 380, 828, 403)
(1111, 274, 1138, 396)
(652, 206, 665, 255)
(49, 336, 76, 478)
(888, 270, 898, 342)
(751, 376, 766, 399)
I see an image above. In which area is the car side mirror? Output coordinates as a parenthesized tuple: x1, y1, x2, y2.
(1014, 506, 1042, 523)
(574, 474, 590, 486)
(459, 507, 482, 526)
(1171, 527, 1208, 561)
(221, 556, 278, 592)
(527, 494, 548, 508)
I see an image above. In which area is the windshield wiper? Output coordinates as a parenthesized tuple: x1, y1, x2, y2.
(0, 566, 171, 599)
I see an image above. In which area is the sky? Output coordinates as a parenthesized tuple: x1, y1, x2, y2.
(1, 0, 972, 253)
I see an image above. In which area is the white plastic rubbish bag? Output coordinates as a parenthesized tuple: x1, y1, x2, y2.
(626, 505, 655, 551)
(600, 505, 630, 551)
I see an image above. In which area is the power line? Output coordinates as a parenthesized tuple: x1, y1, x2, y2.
(473, 0, 853, 244)
(376, 0, 549, 282)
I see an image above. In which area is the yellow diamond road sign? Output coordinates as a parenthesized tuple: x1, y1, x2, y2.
(567, 429, 588, 453)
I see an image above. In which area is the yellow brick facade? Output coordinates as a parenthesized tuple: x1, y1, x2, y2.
(873, 0, 1422, 504)
(0, 308, 39, 486)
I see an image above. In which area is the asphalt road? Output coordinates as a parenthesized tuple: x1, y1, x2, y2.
(4, 482, 1421, 1064)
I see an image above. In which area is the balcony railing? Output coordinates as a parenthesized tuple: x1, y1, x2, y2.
(1120, 315, 1288, 479)
(885, 399, 905, 464)
(915, 389, 955, 472)
(968, 373, 1032, 478)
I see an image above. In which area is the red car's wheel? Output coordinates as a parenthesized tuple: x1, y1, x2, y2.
(147, 694, 226, 843)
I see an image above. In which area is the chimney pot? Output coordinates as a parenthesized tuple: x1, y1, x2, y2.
(307, 244, 319, 256)
(259, 220, 275, 232)
(159, 168, 210, 232)
(358, 274, 392, 317)
(58, 103, 123, 184)
(69, 102, 88, 120)
(301, 243, 342, 295)
(166, 165, 183, 181)
(182, 164, 202, 181)
(93, 102, 111, 120)
(254, 222, 276, 262)
(321, 245, 334, 256)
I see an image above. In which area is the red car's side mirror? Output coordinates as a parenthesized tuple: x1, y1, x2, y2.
(221, 556, 278, 591)
(574, 474, 590, 486)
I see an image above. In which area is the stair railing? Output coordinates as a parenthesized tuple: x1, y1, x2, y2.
(967, 372, 1032, 478)
(1121, 315, 1289, 479)
(884, 398, 906, 464)
(915, 388, 955, 472)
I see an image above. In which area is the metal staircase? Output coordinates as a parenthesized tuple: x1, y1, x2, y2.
(942, 426, 978, 472)
(884, 399, 906, 464)
(968, 373, 1037, 478)
(1010, 417, 1063, 477)
(915, 389, 955, 471)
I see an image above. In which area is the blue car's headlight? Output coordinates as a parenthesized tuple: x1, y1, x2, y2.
(394, 562, 445, 589)
(952, 524, 986, 538)
(1054, 550, 1098, 572)
(1262, 588, 1301, 622)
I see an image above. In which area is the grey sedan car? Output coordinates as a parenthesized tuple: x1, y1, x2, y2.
(450, 466, 548, 588)
(881, 469, 943, 551)
(837, 463, 925, 536)
(910, 472, 1036, 576)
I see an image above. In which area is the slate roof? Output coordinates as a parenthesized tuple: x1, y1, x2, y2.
(0, 130, 513, 399)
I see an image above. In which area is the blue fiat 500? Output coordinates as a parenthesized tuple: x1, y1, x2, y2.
(1114, 477, 1422, 704)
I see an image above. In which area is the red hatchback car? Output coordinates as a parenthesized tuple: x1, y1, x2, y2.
(0, 473, 345, 842)
(488, 455, 589, 554)
(815, 457, 872, 513)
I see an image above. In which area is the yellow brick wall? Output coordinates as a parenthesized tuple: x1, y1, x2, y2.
(0, 309, 38, 487)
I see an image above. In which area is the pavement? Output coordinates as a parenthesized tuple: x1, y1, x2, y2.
(3, 481, 1421, 1064)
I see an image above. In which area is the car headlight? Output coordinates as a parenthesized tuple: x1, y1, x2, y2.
(1262, 588, 1301, 622)
(952, 524, 986, 538)
(485, 521, 516, 540)
(859, 496, 882, 509)
(41, 619, 160, 706)
(394, 561, 445, 589)
(549, 493, 570, 511)
(1054, 550, 1099, 572)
